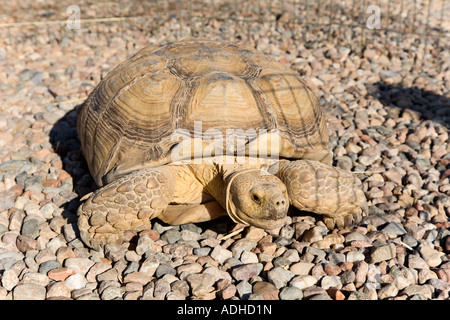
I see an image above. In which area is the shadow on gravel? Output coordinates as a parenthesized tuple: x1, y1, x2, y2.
(49, 105, 94, 243)
(368, 82, 450, 128)
(49, 105, 95, 198)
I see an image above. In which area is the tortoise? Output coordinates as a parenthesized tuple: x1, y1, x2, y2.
(77, 38, 367, 250)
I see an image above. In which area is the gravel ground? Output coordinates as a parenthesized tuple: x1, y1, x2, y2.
(0, 1, 449, 300)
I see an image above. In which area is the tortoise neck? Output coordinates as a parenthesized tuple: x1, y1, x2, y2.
(187, 163, 264, 210)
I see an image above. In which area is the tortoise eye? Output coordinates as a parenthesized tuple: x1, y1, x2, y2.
(252, 194, 261, 204)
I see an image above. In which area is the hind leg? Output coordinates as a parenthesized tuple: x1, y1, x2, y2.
(270, 160, 367, 230)
(77, 167, 175, 250)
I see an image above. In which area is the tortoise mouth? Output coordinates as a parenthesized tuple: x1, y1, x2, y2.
(233, 208, 287, 230)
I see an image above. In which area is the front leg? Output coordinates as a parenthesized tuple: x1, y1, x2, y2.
(77, 167, 175, 250)
(269, 160, 367, 230)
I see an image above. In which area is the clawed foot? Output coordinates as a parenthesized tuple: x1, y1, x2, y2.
(77, 167, 175, 251)
(323, 210, 365, 230)
(78, 206, 152, 251)
(274, 160, 368, 231)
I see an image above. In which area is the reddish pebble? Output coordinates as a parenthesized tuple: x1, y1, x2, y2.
(31, 148, 52, 162)
(327, 288, 346, 300)
(219, 284, 236, 300)
(217, 279, 236, 300)
(253, 281, 279, 300)
(259, 242, 277, 254)
(124, 281, 143, 292)
(197, 255, 219, 267)
(100, 257, 112, 264)
(57, 172, 71, 181)
(434, 268, 450, 283)
(43, 179, 59, 188)
(16, 235, 37, 252)
(263, 261, 274, 272)
(339, 262, 354, 272)
(48, 267, 77, 281)
(350, 240, 373, 248)
(324, 264, 341, 276)
(140, 229, 160, 241)
(7, 184, 23, 197)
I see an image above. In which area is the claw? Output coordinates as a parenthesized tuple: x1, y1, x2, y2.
(324, 212, 363, 231)
(344, 214, 355, 229)
(324, 217, 335, 230)
(335, 217, 345, 229)
(353, 211, 363, 224)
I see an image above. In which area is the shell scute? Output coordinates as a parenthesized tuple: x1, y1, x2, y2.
(78, 39, 330, 185)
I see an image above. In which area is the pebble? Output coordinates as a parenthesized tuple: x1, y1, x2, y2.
(22, 272, 50, 286)
(369, 243, 397, 264)
(401, 284, 433, 300)
(240, 251, 258, 264)
(302, 226, 327, 242)
(216, 279, 236, 300)
(46, 282, 72, 299)
(1, 270, 19, 291)
(290, 262, 315, 275)
(378, 283, 399, 299)
(210, 245, 233, 265)
(161, 229, 181, 244)
(231, 238, 257, 257)
(242, 227, 264, 241)
(279, 286, 303, 300)
(64, 273, 87, 290)
(236, 280, 252, 299)
(139, 256, 160, 277)
(290, 275, 318, 290)
(434, 269, 450, 282)
(344, 231, 371, 244)
(100, 285, 123, 300)
(21, 218, 40, 239)
(13, 283, 46, 300)
(48, 267, 77, 281)
(64, 258, 95, 275)
(16, 235, 37, 252)
(186, 273, 216, 299)
(321, 275, 342, 290)
(381, 222, 407, 238)
(231, 263, 259, 281)
(157, 264, 177, 278)
(252, 281, 279, 300)
(419, 246, 443, 268)
(267, 267, 294, 289)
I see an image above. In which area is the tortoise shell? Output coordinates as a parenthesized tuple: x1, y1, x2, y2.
(77, 38, 331, 186)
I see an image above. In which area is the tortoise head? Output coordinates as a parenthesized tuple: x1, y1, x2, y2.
(225, 169, 289, 230)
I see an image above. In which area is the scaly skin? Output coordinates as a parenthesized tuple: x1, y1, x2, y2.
(270, 160, 367, 229)
(77, 167, 175, 250)
(77, 160, 367, 250)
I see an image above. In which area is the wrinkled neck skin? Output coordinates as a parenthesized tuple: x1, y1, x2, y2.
(187, 157, 277, 208)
